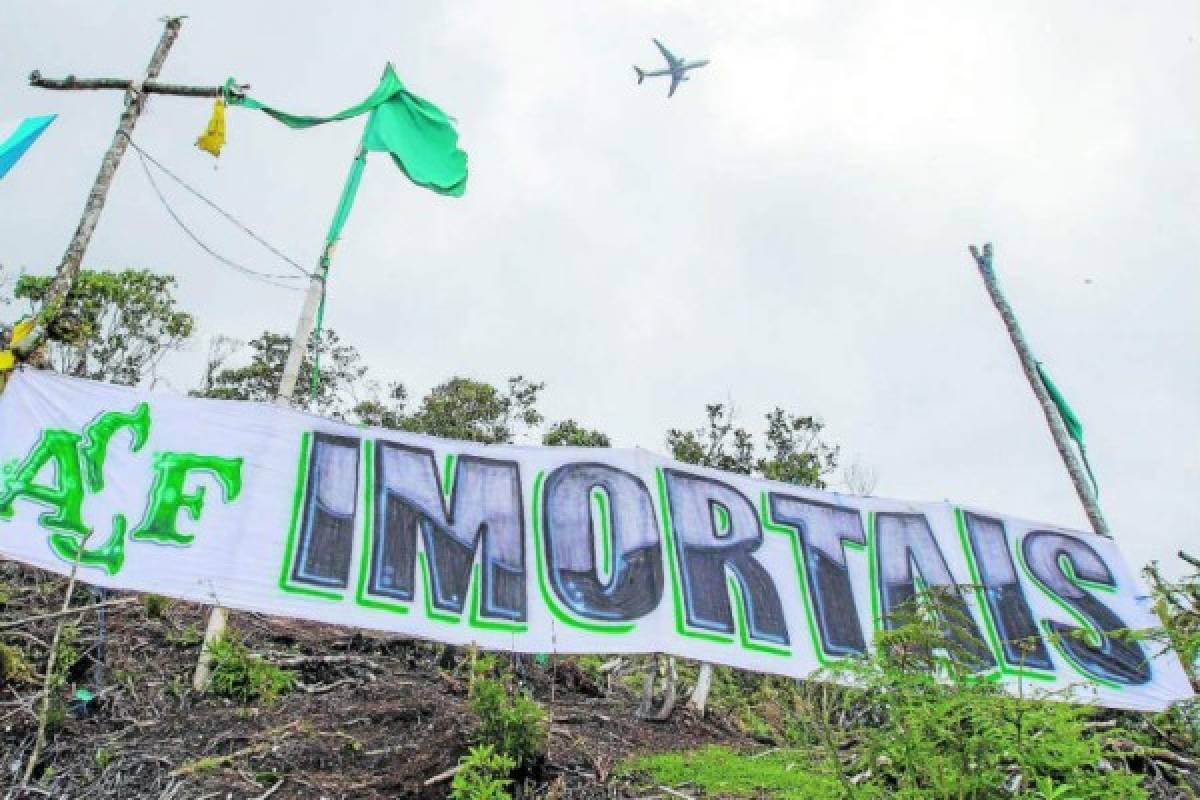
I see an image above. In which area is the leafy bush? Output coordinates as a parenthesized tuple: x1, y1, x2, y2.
(701, 666, 815, 744)
(165, 622, 204, 647)
(141, 593, 170, 619)
(1140, 557, 1200, 758)
(52, 624, 80, 689)
(1145, 557, 1200, 673)
(207, 634, 295, 704)
(624, 591, 1151, 799)
(468, 657, 548, 769)
(0, 642, 32, 683)
(817, 591, 1146, 799)
(450, 745, 515, 800)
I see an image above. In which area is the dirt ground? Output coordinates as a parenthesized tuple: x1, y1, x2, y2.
(0, 562, 755, 799)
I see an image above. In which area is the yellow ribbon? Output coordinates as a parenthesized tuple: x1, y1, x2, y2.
(0, 318, 35, 372)
(195, 96, 227, 158)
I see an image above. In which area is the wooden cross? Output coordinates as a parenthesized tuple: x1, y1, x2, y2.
(19, 16, 238, 359)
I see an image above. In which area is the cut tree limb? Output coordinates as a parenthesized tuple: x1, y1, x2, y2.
(27, 72, 244, 98)
(0, 596, 137, 630)
(423, 764, 463, 786)
(170, 721, 301, 776)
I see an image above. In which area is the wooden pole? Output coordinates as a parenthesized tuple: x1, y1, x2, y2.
(968, 242, 1111, 537)
(190, 257, 326, 691)
(275, 253, 332, 407)
(192, 143, 368, 690)
(14, 17, 186, 359)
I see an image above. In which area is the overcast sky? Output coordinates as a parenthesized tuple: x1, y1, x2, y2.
(2, 1, 1196, 575)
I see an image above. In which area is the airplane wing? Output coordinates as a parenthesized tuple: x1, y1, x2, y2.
(653, 38, 682, 68)
(668, 74, 683, 98)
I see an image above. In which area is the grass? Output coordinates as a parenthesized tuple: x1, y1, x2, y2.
(617, 745, 846, 799)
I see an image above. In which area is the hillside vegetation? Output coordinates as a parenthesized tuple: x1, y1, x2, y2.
(1, 556, 1198, 798)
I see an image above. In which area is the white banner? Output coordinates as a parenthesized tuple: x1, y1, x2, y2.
(0, 370, 1189, 711)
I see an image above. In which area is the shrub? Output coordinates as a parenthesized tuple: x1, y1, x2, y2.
(819, 591, 1146, 799)
(626, 589, 1153, 799)
(450, 745, 515, 800)
(52, 624, 80, 688)
(141, 593, 170, 618)
(468, 659, 547, 769)
(165, 623, 203, 647)
(0, 642, 32, 683)
(207, 634, 294, 704)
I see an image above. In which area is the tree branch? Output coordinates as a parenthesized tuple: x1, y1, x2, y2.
(28, 71, 246, 99)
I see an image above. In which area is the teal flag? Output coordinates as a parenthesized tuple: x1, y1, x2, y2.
(227, 65, 467, 197)
(1036, 362, 1100, 498)
(0, 115, 56, 181)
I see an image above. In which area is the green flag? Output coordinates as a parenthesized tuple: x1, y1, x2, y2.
(1035, 361, 1100, 498)
(228, 64, 467, 197)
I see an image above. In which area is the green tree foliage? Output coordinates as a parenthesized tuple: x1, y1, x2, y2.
(1140, 556, 1200, 755)
(1144, 556, 1200, 683)
(666, 402, 839, 488)
(667, 403, 754, 474)
(196, 329, 369, 418)
(199, 329, 548, 444)
(14, 269, 194, 386)
(758, 408, 840, 487)
(356, 376, 545, 443)
(542, 419, 611, 447)
(350, 382, 409, 430)
(399, 376, 544, 443)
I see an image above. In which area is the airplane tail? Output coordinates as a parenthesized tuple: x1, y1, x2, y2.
(634, 66, 645, 84)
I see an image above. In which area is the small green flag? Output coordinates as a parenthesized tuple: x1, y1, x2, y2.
(227, 64, 467, 197)
(1035, 361, 1100, 498)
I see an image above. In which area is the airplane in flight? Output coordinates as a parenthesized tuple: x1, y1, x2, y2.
(634, 39, 710, 98)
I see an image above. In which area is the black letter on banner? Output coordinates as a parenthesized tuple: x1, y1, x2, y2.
(369, 443, 525, 622)
(663, 470, 789, 645)
(290, 433, 360, 590)
(962, 512, 1053, 671)
(768, 493, 866, 657)
(542, 463, 663, 621)
(1022, 531, 1151, 685)
(875, 512, 995, 669)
